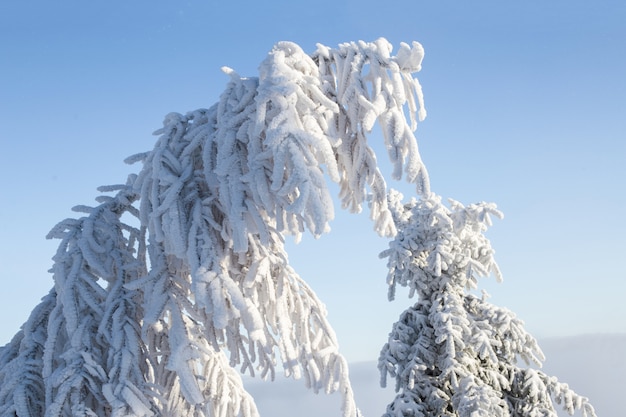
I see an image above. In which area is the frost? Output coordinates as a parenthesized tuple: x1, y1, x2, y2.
(0, 38, 429, 417)
(378, 191, 597, 417)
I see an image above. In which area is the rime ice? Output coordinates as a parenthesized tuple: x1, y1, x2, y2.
(0, 39, 430, 417)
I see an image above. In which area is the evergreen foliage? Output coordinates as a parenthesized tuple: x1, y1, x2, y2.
(0, 37, 598, 417)
(378, 191, 597, 417)
(0, 39, 429, 417)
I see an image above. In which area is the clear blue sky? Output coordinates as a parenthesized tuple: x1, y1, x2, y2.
(1, 1, 625, 363)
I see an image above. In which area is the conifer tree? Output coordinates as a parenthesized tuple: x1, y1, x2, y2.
(378, 191, 597, 417)
(0, 39, 430, 417)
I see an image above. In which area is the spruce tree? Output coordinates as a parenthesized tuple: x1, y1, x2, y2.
(378, 191, 597, 417)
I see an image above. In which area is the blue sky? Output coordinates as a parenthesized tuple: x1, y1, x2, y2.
(1, 1, 625, 364)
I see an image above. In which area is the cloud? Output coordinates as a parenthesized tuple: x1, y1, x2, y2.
(244, 334, 624, 417)
(244, 361, 392, 417)
(540, 333, 625, 417)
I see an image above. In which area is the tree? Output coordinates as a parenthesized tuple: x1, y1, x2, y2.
(0, 39, 430, 417)
(378, 191, 597, 417)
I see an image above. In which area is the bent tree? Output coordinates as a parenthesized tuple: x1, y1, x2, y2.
(0, 39, 430, 417)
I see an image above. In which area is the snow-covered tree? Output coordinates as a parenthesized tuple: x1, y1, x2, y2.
(0, 38, 430, 417)
(378, 190, 598, 417)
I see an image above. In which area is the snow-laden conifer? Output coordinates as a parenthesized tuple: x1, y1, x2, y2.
(378, 190, 597, 417)
(0, 38, 430, 417)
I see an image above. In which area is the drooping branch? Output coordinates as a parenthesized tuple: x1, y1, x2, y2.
(124, 39, 431, 417)
(0, 291, 54, 416)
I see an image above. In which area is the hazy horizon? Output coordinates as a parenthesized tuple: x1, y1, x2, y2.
(245, 333, 624, 417)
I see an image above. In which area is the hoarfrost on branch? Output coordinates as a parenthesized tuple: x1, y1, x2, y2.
(0, 38, 429, 417)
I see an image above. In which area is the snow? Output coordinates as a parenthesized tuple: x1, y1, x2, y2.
(0, 38, 431, 417)
(1, 35, 614, 416)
